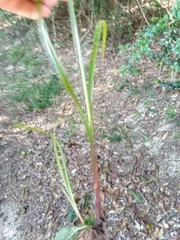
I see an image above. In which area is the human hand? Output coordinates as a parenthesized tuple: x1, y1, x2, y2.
(0, 0, 66, 20)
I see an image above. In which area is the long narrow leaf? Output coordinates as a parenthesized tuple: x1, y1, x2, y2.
(15, 122, 83, 222)
(53, 160, 84, 223)
(38, 18, 89, 134)
(53, 125, 74, 199)
(15, 122, 54, 139)
(54, 140, 72, 197)
(53, 140, 84, 223)
(67, 0, 92, 129)
(88, 21, 107, 105)
(53, 125, 84, 223)
(101, 21, 107, 58)
(53, 139, 68, 191)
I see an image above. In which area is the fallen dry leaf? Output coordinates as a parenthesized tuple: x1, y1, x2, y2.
(170, 237, 180, 240)
(157, 228, 163, 237)
(121, 218, 129, 229)
(177, 205, 180, 213)
(153, 228, 163, 238)
(162, 132, 169, 139)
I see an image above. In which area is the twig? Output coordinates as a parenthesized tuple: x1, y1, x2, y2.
(80, 24, 93, 43)
(135, 0, 151, 28)
(77, 10, 94, 44)
(136, 190, 159, 214)
(158, 2, 171, 17)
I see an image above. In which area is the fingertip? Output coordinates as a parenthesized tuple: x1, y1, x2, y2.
(42, 0, 59, 7)
(41, 5, 51, 17)
(30, 5, 51, 20)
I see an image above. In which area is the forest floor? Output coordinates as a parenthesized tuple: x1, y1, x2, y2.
(0, 10, 180, 240)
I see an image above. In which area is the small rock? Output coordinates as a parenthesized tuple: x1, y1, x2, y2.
(40, 196, 44, 202)
(48, 222, 53, 229)
(38, 185, 43, 190)
(71, 169, 77, 174)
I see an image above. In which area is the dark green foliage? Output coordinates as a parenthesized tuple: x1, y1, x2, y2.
(156, 80, 180, 89)
(83, 194, 91, 209)
(107, 133, 122, 142)
(84, 217, 94, 226)
(115, 79, 141, 95)
(141, 1, 180, 72)
(4, 45, 44, 70)
(102, 124, 133, 144)
(4, 47, 26, 65)
(66, 204, 77, 221)
(173, 133, 180, 139)
(145, 16, 180, 70)
(0, 9, 17, 23)
(165, 105, 176, 119)
(114, 79, 129, 91)
(9, 74, 62, 110)
(118, 64, 140, 76)
(102, 130, 121, 142)
(91, 0, 107, 15)
(117, 0, 180, 92)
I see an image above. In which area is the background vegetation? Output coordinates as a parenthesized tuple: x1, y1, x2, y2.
(0, 0, 179, 112)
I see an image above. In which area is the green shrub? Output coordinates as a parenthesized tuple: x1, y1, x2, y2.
(118, 0, 180, 80)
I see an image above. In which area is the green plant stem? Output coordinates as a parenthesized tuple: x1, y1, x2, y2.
(68, 0, 102, 220)
(88, 112, 101, 219)
(90, 140, 101, 220)
(68, 0, 92, 127)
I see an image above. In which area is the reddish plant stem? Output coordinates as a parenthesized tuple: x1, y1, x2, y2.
(90, 140, 101, 220)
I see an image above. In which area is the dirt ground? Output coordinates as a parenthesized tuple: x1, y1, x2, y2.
(0, 11, 180, 240)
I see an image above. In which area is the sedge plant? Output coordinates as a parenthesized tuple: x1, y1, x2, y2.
(17, 0, 107, 239)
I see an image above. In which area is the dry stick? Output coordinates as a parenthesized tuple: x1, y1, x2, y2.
(77, 9, 94, 43)
(51, 12, 56, 39)
(136, 190, 159, 214)
(128, 0, 132, 19)
(135, 0, 151, 28)
(158, 1, 171, 17)
(80, 24, 93, 43)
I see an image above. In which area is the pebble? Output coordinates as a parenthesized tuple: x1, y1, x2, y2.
(48, 222, 53, 229)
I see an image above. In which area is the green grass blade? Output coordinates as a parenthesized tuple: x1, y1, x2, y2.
(88, 20, 107, 105)
(101, 21, 107, 58)
(14, 122, 54, 139)
(38, 18, 89, 134)
(53, 139, 68, 189)
(57, 182, 84, 223)
(15, 122, 84, 223)
(53, 140, 84, 223)
(15, 123, 68, 189)
(67, 0, 92, 130)
(54, 140, 72, 197)
(53, 139, 84, 222)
